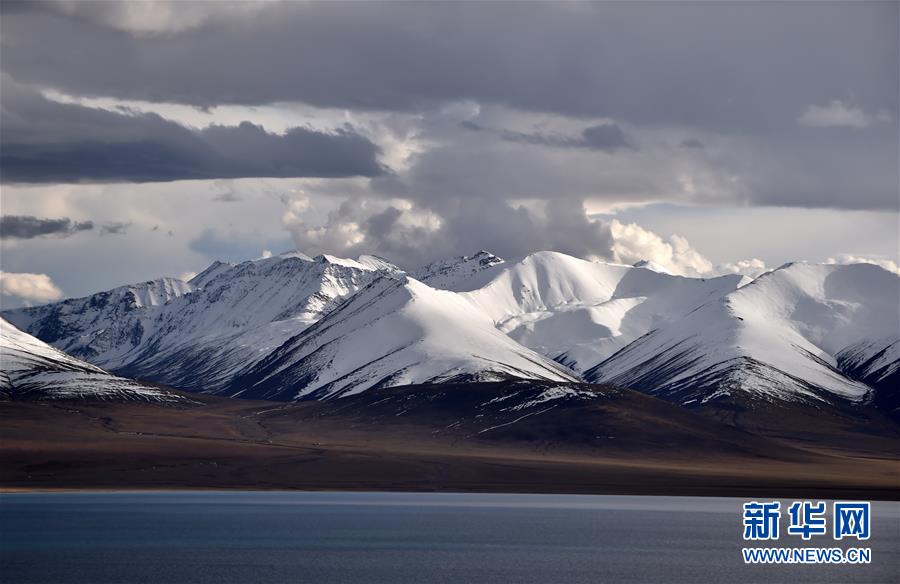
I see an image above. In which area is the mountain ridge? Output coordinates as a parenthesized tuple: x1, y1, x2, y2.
(2, 251, 897, 412)
(585, 262, 898, 408)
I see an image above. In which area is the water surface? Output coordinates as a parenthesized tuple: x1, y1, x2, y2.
(1, 492, 896, 583)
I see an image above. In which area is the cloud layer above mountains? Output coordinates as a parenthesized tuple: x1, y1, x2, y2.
(0, 1, 896, 305)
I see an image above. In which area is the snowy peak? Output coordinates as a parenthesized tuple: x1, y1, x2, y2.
(99, 251, 397, 391)
(189, 260, 235, 288)
(164, 252, 387, 334)
(0, 251, 394, 392)
(188, 250, 391, 289)
(412, 250, 505, 289)
(588, 261, 900, 405)
(2, 277, 195, 363)
(631, 259, 673, 275)
(728, 262, 898, 354)
(97, 277, 194, 309)
(0, 317, 187, 403)
(452, 251, 746, 372)
(356, 254, 404, 273)
(228, 274, 578, 401)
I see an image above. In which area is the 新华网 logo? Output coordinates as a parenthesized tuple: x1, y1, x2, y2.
(740, 501, 872, 564)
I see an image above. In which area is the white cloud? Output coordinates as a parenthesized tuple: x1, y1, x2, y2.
(0, 271, 64, 305)
(715, 258, 768, 278)
(608, 220, 713, 277)
(797, 100, 891, 128)
(607, 222, 772, 279)
(177, 271, 198, 282)
(825, 254, 900, 275)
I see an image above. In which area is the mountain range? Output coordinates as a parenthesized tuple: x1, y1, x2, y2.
(2, 250, 898, 417)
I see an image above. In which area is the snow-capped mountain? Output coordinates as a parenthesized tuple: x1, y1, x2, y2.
(3, 277, 193, 365)
(630, 259, 673, 274)
(2, 251, 394, 392)
(227, 274, 578, 400)
(448, 251, 748, 372)
(0, 317, 187, 403)
(3, 249, 897, 409)
(412, 250, 505, 288)
(124, 252, 404, 391)
(585, 262, 900, 406)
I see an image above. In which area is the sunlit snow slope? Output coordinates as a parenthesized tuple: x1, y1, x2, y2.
(450, 251, 748, 373)
(228, 275, 579, 400)
(0, 317, 187, 402)
(585, 262, 899, 404)
(3, 252, 392, 393)
(413, 250, 505, 288)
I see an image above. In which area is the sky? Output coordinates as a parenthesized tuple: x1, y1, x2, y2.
(1, 0, 898, 308)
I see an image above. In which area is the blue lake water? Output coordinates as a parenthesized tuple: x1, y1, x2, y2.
(1, 492, 896, 583)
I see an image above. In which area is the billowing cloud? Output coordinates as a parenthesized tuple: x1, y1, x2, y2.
(0, 215, 93, 239)
(715, 258, 768, 278)
(607, 220, 713, 277)
(280, 192, 721, 277)
(797, 100, 892, 128)
(0, 76, 384, 183)
(825, 254, 900, 275)
(0, 271, 64, 305)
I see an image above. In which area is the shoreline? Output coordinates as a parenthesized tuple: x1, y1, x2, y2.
(4, 483, 899, 501)
(4, 489, 900, 503)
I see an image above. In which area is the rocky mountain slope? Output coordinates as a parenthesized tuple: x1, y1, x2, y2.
(0, 317, 188, 403)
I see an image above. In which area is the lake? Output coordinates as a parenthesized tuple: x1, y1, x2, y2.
(1, 492, 896, 583)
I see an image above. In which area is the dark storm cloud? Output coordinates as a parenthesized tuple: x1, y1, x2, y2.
(99, 221, 130, 235)
(680, 138, 705, 149)
(462, 121, 633, 152)
(1, 2, 895, 131)
(581, 124, 633, 151)
(738, 128, 900, 211)
(0, 1, 896, 213)
(364, 206, 404, 241)
(0, 215, 94, 239)
(0, 77, 384, 183)
(212, 191, 242, 203)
